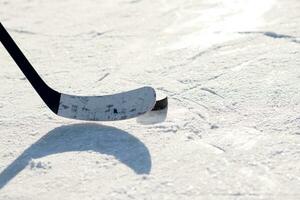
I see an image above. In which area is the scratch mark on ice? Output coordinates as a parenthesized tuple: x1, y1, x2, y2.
(208, 143, 226, 153)
(97, 73, 110, 82)
(8, 28, 37, 35)
(200, 87, 224, 99)
(238, 31, 300, 44)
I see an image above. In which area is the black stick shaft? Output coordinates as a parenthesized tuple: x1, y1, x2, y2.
(0, 23, 60, 113)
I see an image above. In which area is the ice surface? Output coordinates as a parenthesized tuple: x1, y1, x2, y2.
(0, 0, 300, 199)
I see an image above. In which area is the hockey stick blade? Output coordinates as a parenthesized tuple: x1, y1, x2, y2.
(0, 23, 167, 121)
(151, 97, 168, 111)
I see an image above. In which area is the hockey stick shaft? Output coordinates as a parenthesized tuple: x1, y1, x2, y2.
(0, 23, 60, 112)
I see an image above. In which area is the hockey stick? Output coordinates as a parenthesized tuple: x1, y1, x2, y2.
(0, 23, 167, 121)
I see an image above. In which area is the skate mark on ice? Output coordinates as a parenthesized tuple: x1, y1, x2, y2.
(207, 143, 226, 153)
(263, 32, 295, 39)
(200, 87, 224, 99)
(97, 73, 110, 82)
(188, 45, 223, 61)
(0, 124, 151, 189)
(187, 42, 238, 62)
(7, 28, 37, 35)
(7, 27, 110, 38)
(87, 30, 112, 38)
(207, 73, 225, 81)
(238, 31, 300, 44)
(128, 0, 142, 3)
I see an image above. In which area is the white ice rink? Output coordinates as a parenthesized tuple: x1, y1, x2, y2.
(0, 0, 300, 199)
